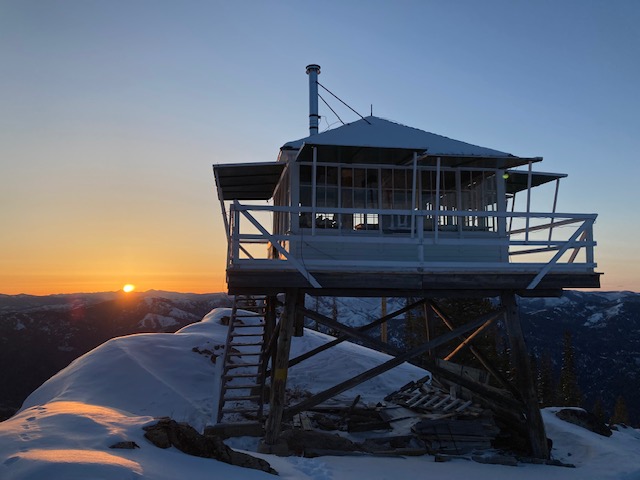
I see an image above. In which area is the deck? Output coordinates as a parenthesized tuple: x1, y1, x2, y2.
(223, 202, 600, 297)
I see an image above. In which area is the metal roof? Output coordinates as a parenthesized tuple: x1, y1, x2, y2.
(282, 116, 541, 168)
(213, 162, 285, 201)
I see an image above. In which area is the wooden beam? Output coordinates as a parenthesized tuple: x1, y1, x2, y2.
(419, 359, 524, 412)
(293, 291, 306, 337)
(264, 289, 298, 445)
(300, 307, 403, 357)
(501, 292, 549, 459)
(428, 300, 521, 398)
(263, 296, 278, 388)
(284, 309, 500, 417)
(286, 298, 428, 369)
(443, 316, 497, 361)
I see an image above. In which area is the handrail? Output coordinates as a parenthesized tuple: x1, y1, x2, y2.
(225, 201, 597, 289)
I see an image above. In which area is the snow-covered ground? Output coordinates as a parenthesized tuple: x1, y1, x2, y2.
(1, 308, 639, 479)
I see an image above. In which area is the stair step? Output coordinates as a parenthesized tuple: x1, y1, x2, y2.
(228, 341, 264, 347)
(218, 295, 268, 424)
(223, 373, 262, 379)
(223, 384, 261, 390)
(221, 407, 261, 414)
(224, 394, 262, 401)
(225, 362, 262, 368)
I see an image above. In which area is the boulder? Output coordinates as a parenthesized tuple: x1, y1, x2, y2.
(555, 408, 612, 437)
(143, 418, 277, 474)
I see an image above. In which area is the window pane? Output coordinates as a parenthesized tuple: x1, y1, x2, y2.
(341, 168, 353, 187)
(300, 165, 312, 183)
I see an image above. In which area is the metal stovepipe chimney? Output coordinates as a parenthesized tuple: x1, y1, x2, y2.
(306, 64, 321, 135)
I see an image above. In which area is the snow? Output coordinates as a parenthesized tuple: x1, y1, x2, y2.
(1, 307, 640, 480)
(138, 313, 180, 329)
(583, 302, 623, 328)
(541, 296, 573, 308)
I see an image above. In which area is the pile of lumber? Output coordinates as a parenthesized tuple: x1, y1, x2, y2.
(385, 379, 501, 454)
(385, 379, 485, 419)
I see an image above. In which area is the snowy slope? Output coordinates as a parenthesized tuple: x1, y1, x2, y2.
(1, 308, 639, 479)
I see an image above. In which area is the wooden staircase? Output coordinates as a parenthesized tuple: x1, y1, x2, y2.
(217, 295, 269, 423)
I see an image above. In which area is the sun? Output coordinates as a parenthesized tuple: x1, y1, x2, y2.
(122, 284, 136, 293)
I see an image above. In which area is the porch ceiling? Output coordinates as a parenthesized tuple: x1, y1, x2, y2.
(213, 162, 285, 201)
(505, 170, 567, 194)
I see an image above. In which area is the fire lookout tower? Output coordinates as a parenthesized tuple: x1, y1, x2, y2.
(212, 64, 600, 459)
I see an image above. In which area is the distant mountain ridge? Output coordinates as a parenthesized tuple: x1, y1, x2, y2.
(0, 290, 232, 419)
(518, 290, 640, 424)
(1, 290, 638, 425)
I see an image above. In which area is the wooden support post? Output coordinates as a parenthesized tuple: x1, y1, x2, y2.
(381, 297, 388, 343)
(424, 303, 436, 358)
(501, 291, 549, 459)
(265, 296, 277, 386)
(293, 291, 306, 337)
(264, 289, 298, 445)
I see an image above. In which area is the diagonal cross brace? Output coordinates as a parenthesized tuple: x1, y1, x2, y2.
(526, 218, 593, 290)
(237, 205, 321, 288)
(285, 307, 505, 417)
(286, 298, 429, 369)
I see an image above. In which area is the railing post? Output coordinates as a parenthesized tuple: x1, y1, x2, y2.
(411, 152, 417, 238)
(525, 161, 532, 243)
(586, 219, 595, 265)
(231, 201, 240, 264)
(434, 157, 441, 243)
(417, 215, 424, 263)
(311, 146, 317, 236)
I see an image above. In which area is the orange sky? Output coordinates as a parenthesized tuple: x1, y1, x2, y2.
(1, 2, 638, 296)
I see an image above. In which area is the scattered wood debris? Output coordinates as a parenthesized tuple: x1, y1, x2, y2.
(384, 378, 485, 419)
(413, 417, 499, 454)
(384, 378, 500, 454)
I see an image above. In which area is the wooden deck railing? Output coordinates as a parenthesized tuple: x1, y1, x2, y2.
(226, 201, 597, 290)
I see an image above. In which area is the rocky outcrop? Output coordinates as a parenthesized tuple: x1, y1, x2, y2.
(555, 408, 612, 437)
(143, 418, 277, 474)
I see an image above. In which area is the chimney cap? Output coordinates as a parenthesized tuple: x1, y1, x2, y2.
(306, 64, 321, 75)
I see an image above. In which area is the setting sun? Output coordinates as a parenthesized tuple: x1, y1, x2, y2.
(122, 284, 135, 293)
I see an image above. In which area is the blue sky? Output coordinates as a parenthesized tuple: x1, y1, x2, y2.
(1, 0, 638, 293)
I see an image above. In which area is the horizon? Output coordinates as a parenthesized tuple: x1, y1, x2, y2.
(2, 1, 639, 295)
(1, 287, 637, 298)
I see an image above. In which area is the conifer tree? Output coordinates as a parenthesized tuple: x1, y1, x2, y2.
(610, 396, 630, 425)
(537, 351, 556, 406)
(592, 397, 606, 425)
(558, 330, 582, 407)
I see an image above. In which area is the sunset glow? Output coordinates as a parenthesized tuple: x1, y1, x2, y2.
(0, 2, 638, 295)
(122, 284, 135, 293)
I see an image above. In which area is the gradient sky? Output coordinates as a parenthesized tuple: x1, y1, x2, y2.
(1, 0, 638, 295)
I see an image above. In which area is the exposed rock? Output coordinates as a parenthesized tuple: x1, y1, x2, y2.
(109, 441, 140, 449)
(555, 408, 612, 437)
(143, 418, 277, 474)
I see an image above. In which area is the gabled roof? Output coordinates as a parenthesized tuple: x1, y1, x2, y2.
(282, 116, 540, 168)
